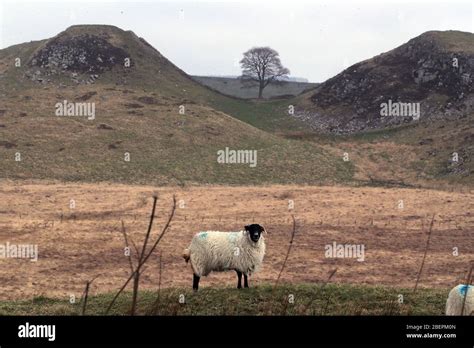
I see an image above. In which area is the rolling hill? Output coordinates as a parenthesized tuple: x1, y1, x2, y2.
(0, 25, 472, 187)
(282, 31, 474, 185)
(292, 30, 474, 134)
(0, 25, 351, 185)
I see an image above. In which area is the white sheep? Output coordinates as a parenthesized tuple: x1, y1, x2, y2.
(182, 224, 266, 290)
(445, 284, 474, 315)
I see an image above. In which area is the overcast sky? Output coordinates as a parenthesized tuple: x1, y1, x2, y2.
(0, 0, 473, 82)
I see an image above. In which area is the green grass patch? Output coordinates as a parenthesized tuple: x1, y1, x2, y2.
(208, 97, 307, 133)
(0, 283, 448, 316)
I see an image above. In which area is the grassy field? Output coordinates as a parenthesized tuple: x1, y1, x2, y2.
(191, 75, 318, 99)
(1, 182, 472, 300)
(0, 283, 448, 315)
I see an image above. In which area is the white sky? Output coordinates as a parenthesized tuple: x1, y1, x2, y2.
(0, 0, 473, 82)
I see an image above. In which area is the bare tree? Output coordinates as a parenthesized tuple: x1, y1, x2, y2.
(240, 47, 290, 99)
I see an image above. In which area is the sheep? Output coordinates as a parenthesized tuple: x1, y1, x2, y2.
(445, 284, 474, 315)
(182, 224, 266, 291)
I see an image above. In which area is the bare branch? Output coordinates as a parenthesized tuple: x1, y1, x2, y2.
(274, 215, 297, 288)
(80, 275, 99, 316)
(147, 251, 163, 315)
(413, 214, 435, 293)
(138, 195, 158, 265)
(105, 195, 176, 314)
(120, 220, 135, 273)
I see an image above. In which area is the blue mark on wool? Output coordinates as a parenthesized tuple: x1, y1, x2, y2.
(198, 232, 208, 239)
(457, 284, 473, 296)
(227, 232, 238, 243)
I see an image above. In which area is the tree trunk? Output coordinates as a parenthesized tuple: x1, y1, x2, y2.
(258, 81, 264, 99)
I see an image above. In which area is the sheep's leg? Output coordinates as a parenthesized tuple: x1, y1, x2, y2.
(236, 270, 242, 289)
(244, 274, 249, 288)
(193, 274, 200, 291)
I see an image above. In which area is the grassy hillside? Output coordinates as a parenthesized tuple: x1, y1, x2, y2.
(279, 116, 474, 187)
(0, 84, 353, 185)
(0, 283, 448, 315)
(346, 118, 474, 185)
(206, 97, 307, 133)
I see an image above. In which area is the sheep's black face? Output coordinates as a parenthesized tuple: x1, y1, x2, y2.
(245, 224, 265, 243)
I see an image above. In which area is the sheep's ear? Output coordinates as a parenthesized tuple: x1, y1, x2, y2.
(244, 225, 250, 231)
(261, 225, 267, 234)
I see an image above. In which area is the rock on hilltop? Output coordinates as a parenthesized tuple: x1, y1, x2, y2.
(295, 31, 474, 134)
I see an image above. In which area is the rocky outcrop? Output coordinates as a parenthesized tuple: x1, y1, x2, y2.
(295, 31, 474, 134)
(30, 34, 129, 73)
(24, 26, 133, 85)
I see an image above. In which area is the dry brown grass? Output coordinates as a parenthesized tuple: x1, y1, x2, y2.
(0, 181, 473, 300)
